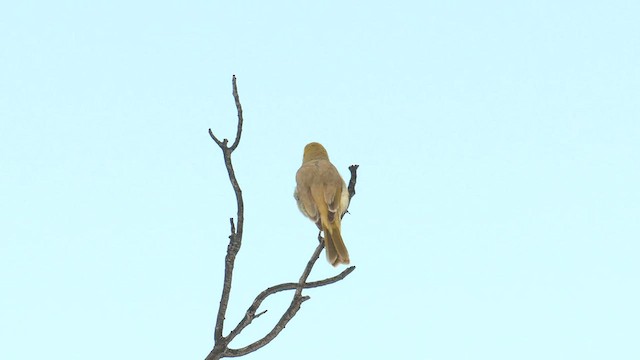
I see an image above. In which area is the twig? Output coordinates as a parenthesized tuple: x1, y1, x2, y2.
(209, 75, 245, 349)
(347, 165, 359, 201)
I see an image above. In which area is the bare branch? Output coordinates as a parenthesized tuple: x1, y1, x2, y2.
(224, 241, 352, 357)
(225, 246, 355, 345)
(208, 75, 243, 150)
(253, 310, 268, 319)
(207, 128, 226, 147)
(340, 164, 359, 220)
(347, 164, 359, 201)
(210, 76, 246, 344)
(229, 75, 244, 151)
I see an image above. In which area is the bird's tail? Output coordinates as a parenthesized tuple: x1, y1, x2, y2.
(323, 220, 350, 267)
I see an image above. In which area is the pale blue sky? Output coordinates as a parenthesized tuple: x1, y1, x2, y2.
(1, 1, 639, 359)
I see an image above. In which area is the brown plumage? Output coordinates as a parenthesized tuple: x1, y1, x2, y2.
(294, 142, 350, 266)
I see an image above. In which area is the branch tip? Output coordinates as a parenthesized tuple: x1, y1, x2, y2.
(347, 164, 359, 203)
(229, 218, 236, 234)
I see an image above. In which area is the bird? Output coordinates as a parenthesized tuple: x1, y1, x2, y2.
(294, 142, 350, 266)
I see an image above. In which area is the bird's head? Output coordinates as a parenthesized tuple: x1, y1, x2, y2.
(302, 142, 329, 162)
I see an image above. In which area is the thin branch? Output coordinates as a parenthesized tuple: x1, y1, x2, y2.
(229, 75, 244, 151)
(210, 75, 245, 344)
(341, 164, 359, 220)
(347, 164, 359, 201)
(224, 241, 340, 357)
(208, 75, 243, 149)
(253, 310, 268, 319)
(225, 249, 355, 344)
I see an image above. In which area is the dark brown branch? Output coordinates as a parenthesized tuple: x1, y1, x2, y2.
(253, 310, 268, 319)
(225, 245, 355, 345)
(206, 241, 355, 359)
(225, 241, 350, 357)
(209, 75, 245, 346)
(229, 75, 244, 151)
(208, 75, 243, 149)
(340, 164, 359, 220)
(347, 164, 359, 201)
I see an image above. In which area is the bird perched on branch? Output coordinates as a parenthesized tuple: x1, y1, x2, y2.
(294, 142, 350, 266)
